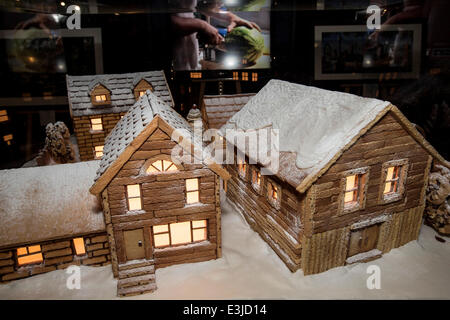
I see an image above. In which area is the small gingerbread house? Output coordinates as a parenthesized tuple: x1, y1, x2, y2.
(200, 93, 256, 130)
(0, 161, 109, 283)
(89, 90, 229, 296)
(222, 79, 449, 275)
(66, 71, 173, 161)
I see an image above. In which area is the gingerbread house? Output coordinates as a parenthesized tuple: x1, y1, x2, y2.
(0, 161, 109, 282)
(66, 71, 173, 161)
(200, 93, 256, 130)
(89, 90, 229, 296)
(221, 80, 449, 275)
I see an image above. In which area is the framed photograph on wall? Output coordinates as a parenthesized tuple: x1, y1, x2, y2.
(314, 24, 422, 80)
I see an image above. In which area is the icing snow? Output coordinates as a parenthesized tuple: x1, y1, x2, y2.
(222, 79, 390, 185)
(0, 161, 105, 248)
(1, 193, 449, 299)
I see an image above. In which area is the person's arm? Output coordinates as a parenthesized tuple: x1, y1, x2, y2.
(171, 15, 224, 45)
(198, 7, 261, 32)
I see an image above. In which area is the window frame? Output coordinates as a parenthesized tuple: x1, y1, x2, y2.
(16, 245, 43, 266)
(90, 117, 103, 132)
(266, 178, 281, 209)
(379, 159, 409, 204)
(338, 167, 370, 215)
(133, 79, 154, 100)
(94, 145, 104, 159)
(73, 238, 86, 256)
(237, 156, 248, 180)
(185, 178, 200, 204)
(251, 166, 263, 194)
(241, 72, 249, 81)
(152, 220, 208, 249)
(90, 84, 111, 106)
(126, 184, 143, 211)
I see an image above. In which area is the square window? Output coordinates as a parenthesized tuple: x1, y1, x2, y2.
(94, 145, 104, 159)
(17, 245, 43, 266)
(91, 118, 103, 131)
(95, 94, 107, 102)
(170, 221, 192, 245)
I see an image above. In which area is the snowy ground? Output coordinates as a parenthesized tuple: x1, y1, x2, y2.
(1, 196, 449, 300)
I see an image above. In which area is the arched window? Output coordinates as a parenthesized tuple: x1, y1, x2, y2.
(146, 159, 178, 174)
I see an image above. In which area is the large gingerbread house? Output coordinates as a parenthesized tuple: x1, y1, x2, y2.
(222, 80, 449, 275)
(66, 71, 173, 161)
(89, 90, 229, 296)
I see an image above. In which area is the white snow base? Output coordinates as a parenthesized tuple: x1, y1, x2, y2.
(0, 195, 449, 299)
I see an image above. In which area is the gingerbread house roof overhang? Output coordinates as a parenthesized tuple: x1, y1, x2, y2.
(66, 71, 174, 117)
(201, 93, 256, 130)
(221, 79, 450, 194)
(0, 161, 105, 249)
(90, 91, 230, 195)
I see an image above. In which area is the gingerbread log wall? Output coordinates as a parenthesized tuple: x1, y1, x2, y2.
(225, 157, 304, 272)
(0, 232, 110, 282)
(104, 126, 221, 272)
(73, 113, 126, 161)
(301, 111, 432, 275)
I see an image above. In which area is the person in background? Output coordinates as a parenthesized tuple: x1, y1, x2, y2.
(171, 0, 260, 70)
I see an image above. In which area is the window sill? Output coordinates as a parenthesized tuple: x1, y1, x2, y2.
(89, 129, 104, 135)
(340, 202, 362, 215)
(380, 193, 403, 205)
(126, 209, 146, 215)
(154, 240, 212, 252)
(346, 249, 382, 265)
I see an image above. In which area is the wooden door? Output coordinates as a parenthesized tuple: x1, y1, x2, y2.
(123, 229, 145, 261)
(348, 224, 380, 257)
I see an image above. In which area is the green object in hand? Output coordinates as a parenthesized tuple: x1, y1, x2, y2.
(225, 26, 265, 65)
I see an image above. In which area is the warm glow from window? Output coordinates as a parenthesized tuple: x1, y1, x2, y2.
(91, 118, 103, 131)
(94, 145, 104, 159)
(252, 169, 261, 188)
(344, 175, 359, 203)
(126, 184, 142, 211)
(95, 94, 107, 102)
(186, 178, 199, 204)
(384, 166, 400, 194)
(17, 245, 43, 266)
(233, 72, 239, 80)
(190, 72, 202, 79)
(242, 72, 249, 81)
(3, 134, 13, 145)
(238, 158, 247, 177)
(252, 72, 258, 82)
(268, 181, 279, 205)
(73, 238, 86, 255)
(146, 160, 177, 174)
(0, 110, 8, 122)
(153, 220, 207, 248)
(138, 90, 146, 97)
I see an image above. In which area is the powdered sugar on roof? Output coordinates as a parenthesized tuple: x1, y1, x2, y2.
(223, 79, 390, 181)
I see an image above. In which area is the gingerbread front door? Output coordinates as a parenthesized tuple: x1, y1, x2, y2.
(347, 224, 380, 257)
(123, 229, 145, 261)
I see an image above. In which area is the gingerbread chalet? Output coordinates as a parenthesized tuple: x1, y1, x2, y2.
(66, 71, 173, 161)
(89, 90, 229, 296)
(222, 79, 449, 275)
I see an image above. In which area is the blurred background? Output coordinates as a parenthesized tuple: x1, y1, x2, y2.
(0, 0, 448, 168)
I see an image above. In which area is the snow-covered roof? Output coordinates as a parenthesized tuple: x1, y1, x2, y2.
(0, 161, 105, 249)
(222, 79, 392, 191)
(66, 71, 173, 117)
(91, 90, 230, 194)
(202, 93, 255, 129)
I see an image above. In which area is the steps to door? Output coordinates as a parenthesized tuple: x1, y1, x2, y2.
(117, 259, 157, 297)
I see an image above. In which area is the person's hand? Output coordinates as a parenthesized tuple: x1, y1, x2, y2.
(200, 20, 224, 45)
(226, 12, 261, 32)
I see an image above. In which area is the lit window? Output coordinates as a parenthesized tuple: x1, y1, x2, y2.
(251, 168, 261, 192)
(344, 175, 360, 204)
(0, 110, 8, 123)
(190, 72, 202, 79)
(233, 72, 239, 80)
(3, 134, 13, 146)
(73, 238, 86, 256)
(94, 145, 104, 159)
(90, 118, 103, 131)
(95, 94, 107, 102)
(242, 72, 248, 81)
(267, 180, 281, 209)
(146, 159, 177, 174)
(186, 178, 199, 204)
(384, 166, 401, 195)
(153, 220, 207, 248)
(134, 79, 154, 100)
(238, 158, 247, 178)
(138, 90, 146, 97)
(252, 72, 258, 82)
(17, 245, 43, 266)
(126, 184, 142, 211)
